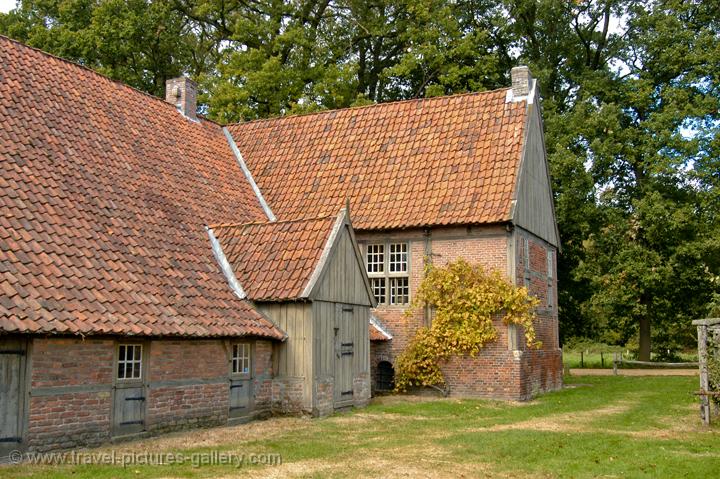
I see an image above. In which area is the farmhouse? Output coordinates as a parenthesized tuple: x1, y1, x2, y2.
(227, 66, 563, 399)
(0, 33, 560, 456)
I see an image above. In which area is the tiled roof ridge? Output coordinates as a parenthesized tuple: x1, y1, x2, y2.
(0, 34, 222, 125)
(226, 87, 514, 128)
(209, 213, 337, 230)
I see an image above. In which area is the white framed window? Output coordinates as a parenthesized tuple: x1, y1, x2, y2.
(366, 242, 410, 305)
(117, 344, 142, 380)
(389, 243, 408, 273)
(232, 343, 251, 375)
(366, 244, 384, 273)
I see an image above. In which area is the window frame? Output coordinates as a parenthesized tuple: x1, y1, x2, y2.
(547, 249, 554, 308)
(230, 342, 252, 378)
(365, 241, 410, 306)
(116, 343, 144, 383)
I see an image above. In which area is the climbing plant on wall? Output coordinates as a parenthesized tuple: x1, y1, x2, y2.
(394, 259, 540, 392)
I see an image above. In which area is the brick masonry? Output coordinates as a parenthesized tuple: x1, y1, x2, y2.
(23, 336, 274, 453)
(361, 224, 563, 400)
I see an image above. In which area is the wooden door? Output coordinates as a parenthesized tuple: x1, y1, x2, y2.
(228, 342, 253, 419)
(0, 338, 26, 459)
(229, 379, 252, 418)
(334, 305, 355, 406)
(112, 343, 146, 436)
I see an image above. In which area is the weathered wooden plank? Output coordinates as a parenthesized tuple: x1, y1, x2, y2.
(698, 324, 711, 425)
(512, 103, 559, 247)
(0, 339, 24, 446)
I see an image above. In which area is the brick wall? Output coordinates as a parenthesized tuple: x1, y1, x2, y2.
(272, 377, 306, 414)
(253, 340, 273, 411)
(27, 338, 113, 452)
(357, 224, 562, 400)
(145, 340, 229, 434)
(514, 228, 563, 395)
(25, 336, 275, 453)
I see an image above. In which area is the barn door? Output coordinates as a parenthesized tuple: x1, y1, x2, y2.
(112, 343, 146, 436)
(0, 338, 26, 459)
(334, 305, 355, 406)
(228, 343, 253, 419)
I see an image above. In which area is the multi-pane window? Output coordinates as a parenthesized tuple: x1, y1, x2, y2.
(371, 277, 386, 304)
(232, 343, 251, 375)
(366, 244, 384, 273)
(389, 243, 408, 273)
(389, 277, 409, 305)
(366, 242, 409, 305)
(117, 344, 142, 380)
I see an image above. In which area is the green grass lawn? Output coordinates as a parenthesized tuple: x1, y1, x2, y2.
(2, 376, 718, 478)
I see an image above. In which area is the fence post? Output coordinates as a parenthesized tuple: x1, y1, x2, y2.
(698, 323, 710, 425)
(601, 352, 604, 368)
(580, 351, 584, 368)
(613, 353, 618, 376)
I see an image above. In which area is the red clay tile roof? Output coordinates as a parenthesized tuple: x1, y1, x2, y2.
(369, 323, 389, 341)
(0, 36, 283, 339)
(212, 214, 339, 301)
(227, 90, 528, 230)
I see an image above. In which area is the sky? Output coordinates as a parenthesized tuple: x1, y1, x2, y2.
(0, 0, 16, 14)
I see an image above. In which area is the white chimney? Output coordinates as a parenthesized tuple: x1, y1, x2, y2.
(510, 66, 533, 98)
(165, 77, 197, 120)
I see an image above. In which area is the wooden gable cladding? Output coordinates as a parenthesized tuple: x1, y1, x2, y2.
(308, 220, 376, 307)
(510, 93, 560, 247)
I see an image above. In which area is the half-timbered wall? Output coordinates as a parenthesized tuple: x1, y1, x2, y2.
(9, 336, 273, 454)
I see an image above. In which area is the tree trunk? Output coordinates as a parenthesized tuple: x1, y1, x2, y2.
(639, 316, 651, 361)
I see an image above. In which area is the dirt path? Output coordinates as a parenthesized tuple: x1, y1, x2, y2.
(569, 368, 697, 376)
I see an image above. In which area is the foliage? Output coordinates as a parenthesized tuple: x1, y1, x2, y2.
(709, 353, 720, 407)
(0, 0, 197, 97)
(2, 0, 719, 357)
(562, 337, 624, 354)
(394, 259, 539, 391)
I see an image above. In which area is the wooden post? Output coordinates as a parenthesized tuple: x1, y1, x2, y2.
(601, 351, 604, 368)
(698, 323, 710, 425)
(613, 353, 618, 376)
(580, 351, 584, 368)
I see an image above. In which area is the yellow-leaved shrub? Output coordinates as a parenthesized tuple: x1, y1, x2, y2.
(394, 258, 541, 392)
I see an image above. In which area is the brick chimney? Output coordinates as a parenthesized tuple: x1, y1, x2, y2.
(510, 66, 533, 98)
(165, 77, 197, 120)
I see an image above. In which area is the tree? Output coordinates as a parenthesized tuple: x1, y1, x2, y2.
(0, 0, 198, 97)
(2, 0, 718, 356)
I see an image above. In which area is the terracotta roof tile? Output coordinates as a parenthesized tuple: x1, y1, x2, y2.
(227, 90, 527, 230)
(0, 36, 283, 339)
(213, 214, 338, 301)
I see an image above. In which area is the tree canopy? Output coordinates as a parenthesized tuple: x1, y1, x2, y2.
(2, 0, 718, 359)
